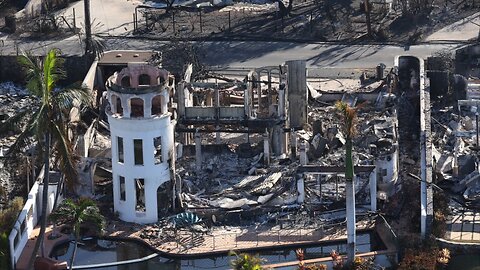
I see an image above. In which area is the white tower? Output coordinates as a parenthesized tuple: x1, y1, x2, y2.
(106, 64, 175, 224)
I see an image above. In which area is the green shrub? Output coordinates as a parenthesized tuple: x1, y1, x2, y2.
(0, 197, 23, 232)
(0, 232, 9, 270)
(0, 197, 22, 270)
(229, 251, 265, 270)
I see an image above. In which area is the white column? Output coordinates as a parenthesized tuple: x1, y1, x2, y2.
(195, 131, 202, 170)
(420, 130, 427, 238)
(126, 176, 136, 219)
(297, 175, 305, 204)
(346, 176, 356, 262)
(122, 96, 131, 118)
(144, 96, 152, 118)
(290, 131, 297, 159)
(263, 130, 270, 165)
(162, 92, 169, 115)
(299, 141, 308, 165)
(369, 167, 377, 212)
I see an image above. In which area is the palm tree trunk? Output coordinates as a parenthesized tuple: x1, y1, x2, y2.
(345, 139, 356, 264)
(52, 175, 65, 210)
(69, 238, 78, 270)
(84, 0, 92, 55)
(26, 133, 51, 270)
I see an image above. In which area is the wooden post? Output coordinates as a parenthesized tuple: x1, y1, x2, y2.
(364, 0, 372, 37)
(72, 8, 76, 32)
(199, 10, 203, 33)
(228, 11, 231, 32)
(172, 12, 176, 33)
(135, 8, 138, 32)
(310, 10, 313, 34)
(133, 13, 136, 32)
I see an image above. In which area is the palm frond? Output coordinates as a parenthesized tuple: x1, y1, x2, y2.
(51, 121, 79, 192)
(17, 51, 44, 98)
(335, 101, 361, 139)
(4, 106, 46, 156)
(49, 198, 105, 234)
(49, 199, 77, 223)
(53, 84, 92, 112)
(0, 110, 30, 136)
(5, 129, 34, 157)
(43, 48, 65, 97)
(91, 35, 106, 60)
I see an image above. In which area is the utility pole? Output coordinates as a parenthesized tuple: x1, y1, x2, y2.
(364, 0, 372, 37)
(84, 0, 92, 55)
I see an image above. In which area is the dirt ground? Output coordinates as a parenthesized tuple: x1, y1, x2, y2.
(2, 0, 478, 43)
(136, 0, 479, 43)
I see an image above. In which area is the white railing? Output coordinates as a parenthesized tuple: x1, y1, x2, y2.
(8, 167, 60, 270)
(8, 181, 40, 269)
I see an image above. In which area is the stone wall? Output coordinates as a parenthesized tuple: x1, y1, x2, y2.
(0, 55, 89, 86)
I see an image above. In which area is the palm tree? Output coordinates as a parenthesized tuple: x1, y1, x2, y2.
(0, 48, 91, 270)
(335, 101, 361, 265)
(49, 198, 105, 270)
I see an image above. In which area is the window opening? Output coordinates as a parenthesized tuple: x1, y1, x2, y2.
(117, 137, 124, 163)
(119, 176, 126, 201)
(135, 178, 145, 212)
(134, 139, 143, 165)
(154, 137, 162, 164)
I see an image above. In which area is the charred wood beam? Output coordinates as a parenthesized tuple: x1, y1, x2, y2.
(297, 165, 376, 174)
(177, 127, 265, 134)
(177, 118, 284, 128)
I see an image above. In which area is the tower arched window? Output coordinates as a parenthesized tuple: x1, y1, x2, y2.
(158, 76, 165, 85)
(130, 98, 144, 118)
(151, 95, 164, 116)
(111, 94, 123, 116)
(139, 74, 151, 86)
(121, 76, 131, 87)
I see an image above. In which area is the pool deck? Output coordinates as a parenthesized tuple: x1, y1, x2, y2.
(17, 217, 395, 269)
(445, 209, 480, 243)
(16, 225, 70, 270)
(105, 219, 377, 257)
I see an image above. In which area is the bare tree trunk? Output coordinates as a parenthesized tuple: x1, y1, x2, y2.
(26, 134, 51, 270)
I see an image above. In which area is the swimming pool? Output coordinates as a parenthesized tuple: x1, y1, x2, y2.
(50, 231, 386, 269)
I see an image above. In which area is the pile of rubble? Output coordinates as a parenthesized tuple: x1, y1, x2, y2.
(431, 105, 480, 207)
(175, 100, 399, 220)
(177, 145, 296, 211)
(0, 82, 29, 96)
(0, 83, 36, 204)
(304, 104, 397, 168)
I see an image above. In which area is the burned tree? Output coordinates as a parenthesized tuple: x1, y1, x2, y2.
(335, 101, 361, 265)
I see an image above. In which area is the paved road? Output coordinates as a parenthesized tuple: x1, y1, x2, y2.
(0, 35, 466, 69)
(199, 41, 465, 69)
